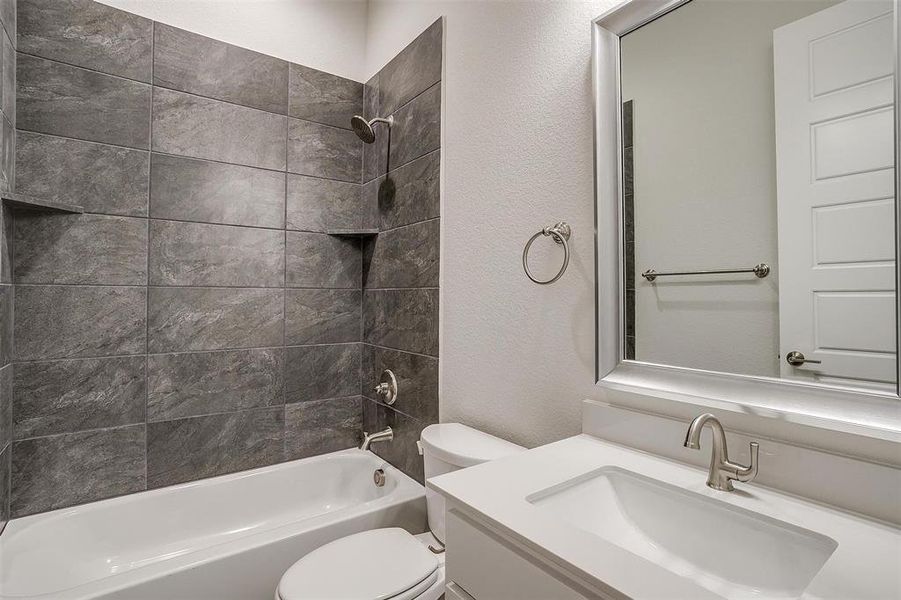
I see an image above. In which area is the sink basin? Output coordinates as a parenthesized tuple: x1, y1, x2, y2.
(527, 467, 837, 599)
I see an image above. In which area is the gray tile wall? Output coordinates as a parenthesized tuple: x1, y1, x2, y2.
(5, 1, 442, 518)
(7, 0, 381, 518)
(622, 100, 635, 360)
(361, 19, 442, 484)
(0, 0, 14, 534)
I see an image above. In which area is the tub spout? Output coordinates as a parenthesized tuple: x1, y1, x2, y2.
(360, 427, 393, 451)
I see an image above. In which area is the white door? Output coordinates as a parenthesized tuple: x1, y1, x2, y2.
(774, 0, 895, 388)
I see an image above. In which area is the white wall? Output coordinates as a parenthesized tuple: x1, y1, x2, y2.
(621, 0, 838, 378)
(97, 0, 368, 81)
(367, 1, 615, 448)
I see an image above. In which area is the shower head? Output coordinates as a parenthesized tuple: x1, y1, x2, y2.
(350, 115, 393, 144)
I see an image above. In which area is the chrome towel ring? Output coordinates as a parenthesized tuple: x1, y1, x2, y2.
(522, 222, 572, 285)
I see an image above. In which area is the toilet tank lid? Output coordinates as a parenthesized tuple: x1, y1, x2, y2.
(420, 423, 525, 468)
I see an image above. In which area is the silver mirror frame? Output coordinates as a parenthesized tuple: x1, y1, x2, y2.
(592, 0, 901, 447)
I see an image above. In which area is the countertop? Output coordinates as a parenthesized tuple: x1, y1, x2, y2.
(428, 434, 901, 599)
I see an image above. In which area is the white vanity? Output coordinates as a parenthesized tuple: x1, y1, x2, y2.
(430, 403, 901, 600)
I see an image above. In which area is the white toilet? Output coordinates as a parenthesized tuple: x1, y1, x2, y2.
(275, 423, 524, 600)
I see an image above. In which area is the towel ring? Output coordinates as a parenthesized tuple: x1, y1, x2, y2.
(522, 222, 571, 285)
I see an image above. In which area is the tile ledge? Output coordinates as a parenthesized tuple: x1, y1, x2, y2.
(2, 192, 84, 214)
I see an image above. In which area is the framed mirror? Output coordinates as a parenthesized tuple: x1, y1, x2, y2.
(593, 0, 901, 444)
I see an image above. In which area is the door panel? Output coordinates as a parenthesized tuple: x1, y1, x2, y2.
(774, 0, 896, 386)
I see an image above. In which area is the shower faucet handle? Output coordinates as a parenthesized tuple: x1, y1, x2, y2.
(373, 369, 398, 405)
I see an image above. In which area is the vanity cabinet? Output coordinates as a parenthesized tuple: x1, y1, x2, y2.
(444, 506, 609, 600)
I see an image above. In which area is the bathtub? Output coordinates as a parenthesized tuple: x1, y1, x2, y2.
(0, 449, 426, 600)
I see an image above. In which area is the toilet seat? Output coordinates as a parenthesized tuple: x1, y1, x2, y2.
(276, 528, 440, 600)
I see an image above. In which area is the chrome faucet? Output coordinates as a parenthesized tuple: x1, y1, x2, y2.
(683, 413, 759, 492)
(360, 427, 393, 451)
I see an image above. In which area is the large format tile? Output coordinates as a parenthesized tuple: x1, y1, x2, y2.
(285, 397, 361, 460)
(149, 220, 284, 287)
(2, 23, 14, 122)
(285, 344, 360, 403)
(0, 364, 11, 449)
(363, 399, 428, 483)
(18, 0, 152, 81)
(287, 118, 361, 183)
(0, 116, 10, 192)
(147, 408, 284, 488)
(15, 286, 146, 361)
(288, 63, 362, 129)
(13, 356, 146, 439)
(389, 83, 440, 169)
(286, 174, 362, 232)
(0, 0, 14, 45)
(16, 132, 149, 216)
(0, 443, 8, 528)
(286, 232, 361, 289)
(153, 24, 287, 114)
(361, 345, 437, 423)
(378, 19, 442, 116)
(0, 207, 9, 283)
(150, 154, 284, 228)
(152, 88, 286, 170)
(361, 73, 386, 184)
(17, 54, 151, 149)
(14, 213, 148, 285)
(364, 150, 440, 230)
(363, 289, 438, 356)
(148, 348, 284, 421)
(10, 425, 145, 516)
(285, 289, 361, 345)
(0, 284, 11, 365)
(363, 219, 439, 289)
(147, 287, 283, 353)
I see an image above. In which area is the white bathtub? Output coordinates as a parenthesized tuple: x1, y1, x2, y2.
(0, 449, 426, 600)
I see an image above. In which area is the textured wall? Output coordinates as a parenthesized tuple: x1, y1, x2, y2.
(361, 20, 442, 483)
(8, 0, 370, 518)
(366, 1, 615, 448)
(0, 0, 13, 533)
(95, 0, 368, 82)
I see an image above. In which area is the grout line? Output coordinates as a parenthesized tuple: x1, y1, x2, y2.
(361, 392, 425, 424)
(145, 22, 155, 490)
(17, 51, 365, 132)
(361, 147, 441, 186)
(362, 341, 439, 360)
(15, 282, 361, 290)
(13, 341, 361, 366)
(13, 422, 145, 444)
(363, 287, 439, 291)
(376, 216, 440, 236)
(18, 127, 364, 186)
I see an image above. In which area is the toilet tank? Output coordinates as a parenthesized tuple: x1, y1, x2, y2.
(419, 423, 525, 543)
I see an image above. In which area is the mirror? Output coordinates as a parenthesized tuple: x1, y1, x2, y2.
(619, 0, 897, 394)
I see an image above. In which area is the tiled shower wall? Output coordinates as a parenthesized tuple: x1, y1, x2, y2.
(6, 0, 441, 518)
(623, 100, 635, 360)
(361, 20, 442, 483)
(0, 0, 14, 532)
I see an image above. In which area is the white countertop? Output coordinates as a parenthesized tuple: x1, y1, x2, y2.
(427, 434, 901, 599)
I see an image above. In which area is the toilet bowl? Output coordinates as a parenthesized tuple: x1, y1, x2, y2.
(275, 423, 524, 600)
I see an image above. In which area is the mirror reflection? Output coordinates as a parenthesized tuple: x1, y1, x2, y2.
(620, 0, 896, 391)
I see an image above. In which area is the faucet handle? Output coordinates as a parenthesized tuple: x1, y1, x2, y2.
(732, 441, 759, 483)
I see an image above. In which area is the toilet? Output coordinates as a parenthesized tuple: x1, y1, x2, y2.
(275, 423, 525, 600)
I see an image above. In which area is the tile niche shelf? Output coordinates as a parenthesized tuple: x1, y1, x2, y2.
(325, 228, 379, 236)
(2, 192, 84, 214)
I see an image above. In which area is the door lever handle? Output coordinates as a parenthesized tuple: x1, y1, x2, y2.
(786, 351, 822, 366)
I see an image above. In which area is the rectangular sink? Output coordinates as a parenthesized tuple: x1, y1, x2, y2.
(527, 467, 837, 599)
